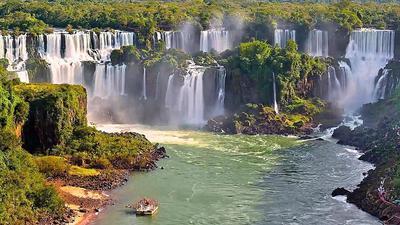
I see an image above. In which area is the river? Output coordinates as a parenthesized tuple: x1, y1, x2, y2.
(91, 124, 380, 225)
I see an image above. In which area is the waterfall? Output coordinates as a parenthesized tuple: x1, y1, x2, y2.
(50, 61, 84, 84)
(95, 31, 135, 61)
(40, 32, 84, 84)
(165, 63, 206, 125)
(64, 31, 92, 60)
(155, 72, 160, 100)
(92, 63, 126, 98)
(37, 30, 135, 86)
(142, 67, 147, 100)
(274, 29, 296, 48)
(326, 66, 342, 100)
(200, 29, 232, 53)
(214, 67, 226, 116)
(163, 31, 185, 50)
(272, 72, 279, 114)
(338, 61, 351, 90)
(340, 29, 394, 110)
(373, 69, 389, 100)
(306, 29, 329, 57)
(165, 74, 175, 110)
(179, 65, 205, 124)
(0, 34, 29, 82)
(44, 33, 62, 58)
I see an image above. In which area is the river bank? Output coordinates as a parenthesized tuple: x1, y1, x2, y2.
(330, 92, 400, 224)
(55, 145, 168, 225)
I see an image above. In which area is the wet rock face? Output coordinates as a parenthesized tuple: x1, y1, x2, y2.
(332, 187, 351, 197)
(332, 125, 374, 150)
(205, 115, 236, 134)
(224, 68, 261, 112)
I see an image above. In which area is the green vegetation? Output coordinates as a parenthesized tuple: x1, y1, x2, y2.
(0, 57, 160, 223)
(35, 156, 69, 177)
(14, 84, 87, 153)
(68, 165, 100, 177)
(0, 0, 398, 36)
(220, 40, 326, 108)
(0, 67, 64, 224)
(56, 126, 155, 170)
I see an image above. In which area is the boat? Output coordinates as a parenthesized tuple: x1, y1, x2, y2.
(131, 198, 159, 216)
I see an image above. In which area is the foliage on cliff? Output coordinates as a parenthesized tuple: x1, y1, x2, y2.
(220, 40, 326, 108)
(0, 68, 64, 224)
(54, 126, 157, 170)
(0, 68, 28, 132)
(0, 77, 163, 224)
(205, 100, 324, 135)
(14, 84, 88, 153)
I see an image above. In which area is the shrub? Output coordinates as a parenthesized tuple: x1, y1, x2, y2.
(35, 156, 69, 177)
(67, 165, 100, 177)
(91, 157, 112, 169)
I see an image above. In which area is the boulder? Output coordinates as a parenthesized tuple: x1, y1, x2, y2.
(332, 187, 351, 197)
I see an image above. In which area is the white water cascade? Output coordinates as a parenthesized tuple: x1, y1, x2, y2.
(214, 67, 226, 116)
(373, 69, 389, 100)
(326, 66, 342, 101)
(200, 29, 232, 53)
(157, 31, 189, 51)
(93, 31, 135, 61)
(340, 29, 394, 110)
(0, 34, 29, 82)
(92, 64, 126, 98)
(338, 61, 351, 90)
(306, 29, 329, 57)
(38, 30, 135, 87)
(272, 72, 279, 114)
(142, 67, 147, 100)
(274, 29, 296, 48)
(165, 63, 206, 125)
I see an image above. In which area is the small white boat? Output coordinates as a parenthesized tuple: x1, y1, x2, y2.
(132, 198, 159, 216)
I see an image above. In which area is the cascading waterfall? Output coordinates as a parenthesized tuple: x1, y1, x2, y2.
(38, 30, 135, 86)
(326, 66, 342, 100)
(340, 29, 394, 110)
(142, 67, 147, 100)
(214, 67, 226, 116)
(272, 72, 279, 114)
(41, 32, 84, 84)
(274, 29, 296, 48)
(306, 29, 329, 57)
(0, 34, 29, 82)
(165, 73, 176, 111)
(10, 29, 226, 125)
(162, 31, 186, 50)
(165, 62, 227, 125)
(338, 61, 351, 90)
(200, 29, 232, 53)
(92, 64, 126, 98)
(373, 69, 389, 100)
(155, 72, 160, 100)
(165, 63, 206, 125)
(64, 31, 92, 60)
(94, 31, 135, 61)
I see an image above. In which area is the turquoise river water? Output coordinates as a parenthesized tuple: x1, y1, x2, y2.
(91, 124, 380, 225)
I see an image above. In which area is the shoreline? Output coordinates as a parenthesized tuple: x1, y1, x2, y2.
(332, 120, 400, 224)
(52, 146, 168, 225)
